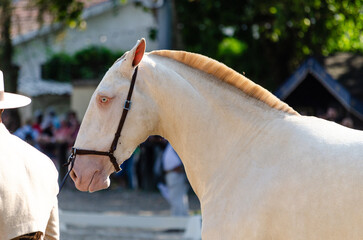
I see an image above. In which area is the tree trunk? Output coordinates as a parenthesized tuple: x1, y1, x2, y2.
(170, 0, 184, 50)
(0, 0, 18, 93)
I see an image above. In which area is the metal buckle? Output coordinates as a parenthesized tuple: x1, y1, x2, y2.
(64, 152, 75, 167)
(124, 100, 132, 110)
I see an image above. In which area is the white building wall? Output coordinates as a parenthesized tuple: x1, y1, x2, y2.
(51, 3, 158, 54)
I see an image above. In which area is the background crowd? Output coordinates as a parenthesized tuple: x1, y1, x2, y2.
(10, 109, 80, 167)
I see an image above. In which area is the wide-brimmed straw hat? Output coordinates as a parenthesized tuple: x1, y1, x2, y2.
(0, 70, 31, 109)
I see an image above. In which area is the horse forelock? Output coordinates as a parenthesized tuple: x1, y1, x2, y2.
(150, 50, 298, 115)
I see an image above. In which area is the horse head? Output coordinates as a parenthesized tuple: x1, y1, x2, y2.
(70, 39, 159, 192)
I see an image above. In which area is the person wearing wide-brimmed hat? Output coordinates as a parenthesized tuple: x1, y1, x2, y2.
(0, 70, 59, 240)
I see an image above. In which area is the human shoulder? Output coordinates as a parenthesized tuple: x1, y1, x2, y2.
(4, 128, 58, 176)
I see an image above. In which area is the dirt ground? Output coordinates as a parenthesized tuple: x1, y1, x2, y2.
(58, 184, 201, 240)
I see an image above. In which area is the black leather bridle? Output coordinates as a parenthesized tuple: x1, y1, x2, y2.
(59, 67, 139, 192)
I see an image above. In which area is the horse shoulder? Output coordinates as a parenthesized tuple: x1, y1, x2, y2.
(201, 116, 363, 239)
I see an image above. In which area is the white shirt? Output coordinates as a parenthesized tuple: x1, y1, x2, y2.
(162, 143, 182, 171)
(0, 123, 59, 239)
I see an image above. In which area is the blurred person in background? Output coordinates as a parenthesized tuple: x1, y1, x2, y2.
(341, 116, 354, 128)
(42, 108, 60, 131)
(37, 116, 57, 161)
(323, 106, 339, 122)
(136, 136, 167, 190)
(66, 110, 80, 145)
(161, 143, 189, 216)
(32, 110, 43, 134)
(14, 119, 39, 148)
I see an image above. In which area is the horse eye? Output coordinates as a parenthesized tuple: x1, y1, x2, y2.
(100, 97, 109, 103)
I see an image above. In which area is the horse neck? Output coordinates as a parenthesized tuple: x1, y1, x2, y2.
(143, 55, 287, 198)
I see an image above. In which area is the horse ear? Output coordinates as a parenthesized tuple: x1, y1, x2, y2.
(131, 38, 146, 67)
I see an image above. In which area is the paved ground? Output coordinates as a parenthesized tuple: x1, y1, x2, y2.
(58, 184, 201, 240)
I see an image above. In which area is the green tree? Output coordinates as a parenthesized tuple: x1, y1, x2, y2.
(72, 46, 124, 80)
(173, 0, 363, 90)
(0, 0, 17, 93)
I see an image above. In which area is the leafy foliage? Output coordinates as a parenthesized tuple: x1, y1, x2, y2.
(33, 0, 84, 27)
(42, 46, 124, 82)
(72, 46, 123, 80)
(174, 0, 363, 90)
(42, 53, 74, 82)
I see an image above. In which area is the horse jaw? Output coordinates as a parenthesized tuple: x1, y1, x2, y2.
(70, 155, 114, 192)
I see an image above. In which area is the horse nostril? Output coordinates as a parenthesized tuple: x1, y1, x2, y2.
(70, 170, 77, 182)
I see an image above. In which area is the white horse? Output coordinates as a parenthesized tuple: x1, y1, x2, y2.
(70, 39, 363, 239)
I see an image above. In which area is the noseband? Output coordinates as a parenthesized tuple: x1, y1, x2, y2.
(59, 67, 139, 192)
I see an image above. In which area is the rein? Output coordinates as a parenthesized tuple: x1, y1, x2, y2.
(59, 66, 139, 192)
